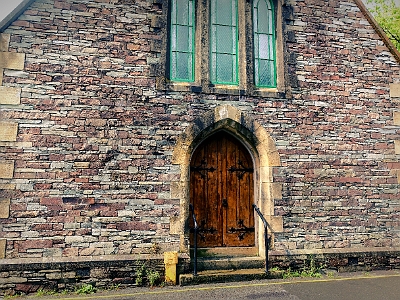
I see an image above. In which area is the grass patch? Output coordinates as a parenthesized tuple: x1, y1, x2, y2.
(75, 283, 96, 295)
(273, 255, 325, 279)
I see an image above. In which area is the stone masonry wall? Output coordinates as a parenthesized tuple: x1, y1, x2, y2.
(0, 256, 172, 296)
(0, 0, 399, 264)
(272, 0, 400, 252)
(0, 0, 181, 259)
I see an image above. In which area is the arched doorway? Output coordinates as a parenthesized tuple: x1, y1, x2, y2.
(189, 131, 255, 247)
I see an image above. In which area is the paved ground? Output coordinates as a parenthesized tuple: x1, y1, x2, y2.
(12, 270, 400, 300)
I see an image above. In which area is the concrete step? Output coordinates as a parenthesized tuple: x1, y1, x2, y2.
(179, 268, 281, 286)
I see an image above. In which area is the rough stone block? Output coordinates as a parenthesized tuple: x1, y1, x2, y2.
(45, 271, 62, 280)
(0, 183, 15, 189)
(0, 276, 27, 284)
(0, 239, 5, 259)
(0, 52, 25, 70)
(0, 122, 18, 141)
(74, 162, 90, 169)
(0, 33, 10, 51)
(0, 86, 21, 105)
(151, 15, 164, 28)
(0, 199, 10, 219)
(0, 161, 14, 178)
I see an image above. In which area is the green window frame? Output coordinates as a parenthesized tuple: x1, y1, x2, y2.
(210, 0, 238, 85)
(253, 0, 277, 88)
(169, 0, 195, 82)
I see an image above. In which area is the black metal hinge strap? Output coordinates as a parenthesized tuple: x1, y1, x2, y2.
(229, 160, 254, 179)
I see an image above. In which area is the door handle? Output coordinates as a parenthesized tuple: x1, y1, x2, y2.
(222, 199, 228, 207)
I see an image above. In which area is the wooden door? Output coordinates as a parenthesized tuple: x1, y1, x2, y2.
(190, 132, 255, 247)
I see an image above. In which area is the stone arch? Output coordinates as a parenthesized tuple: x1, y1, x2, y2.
(170, 105, 283, 257)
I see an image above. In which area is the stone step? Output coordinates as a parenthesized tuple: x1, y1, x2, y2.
(191, 247, 258, 258)
(192, 256, 266, 271)
(179, 268, 281, 286)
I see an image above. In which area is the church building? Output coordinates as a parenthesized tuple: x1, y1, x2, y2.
(0, 0, 399, 293)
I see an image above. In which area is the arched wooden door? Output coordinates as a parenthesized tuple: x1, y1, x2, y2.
(190, 132, 255, 247)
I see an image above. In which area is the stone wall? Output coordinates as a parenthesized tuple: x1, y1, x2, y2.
(272, 0, 400, 252)
(0, 255, 189, 296)
(0, 0, 399, 276)
(0, 0, 181, 259)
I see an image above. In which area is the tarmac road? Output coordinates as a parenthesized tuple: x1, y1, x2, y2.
(14, 270, 400, 300)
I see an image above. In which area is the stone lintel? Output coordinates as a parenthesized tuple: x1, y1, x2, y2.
(0, 52, 25, 70)
(0, 239, 6, 259)
(0, 161, 15, 179)
(0, 199, 10, 219)
(0, 122, 18, 141)
(0, 86, 21, 105)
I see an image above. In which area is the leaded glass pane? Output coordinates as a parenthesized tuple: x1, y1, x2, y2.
(176, 52, 192, 79)
(258, 34, 269, 59)
(210, 0, 238, 85)
(176, 0, 190, 25)
(216, 0, 234, 25)
(176, 25, 190, 51)
(253, 0, 276, 88)
(170, 0, 194, 82)
(217, 25, 234, 54)
(257, 59, 275, 87)
(258, 2, 269, 32)
(217, 53, 235, 83)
